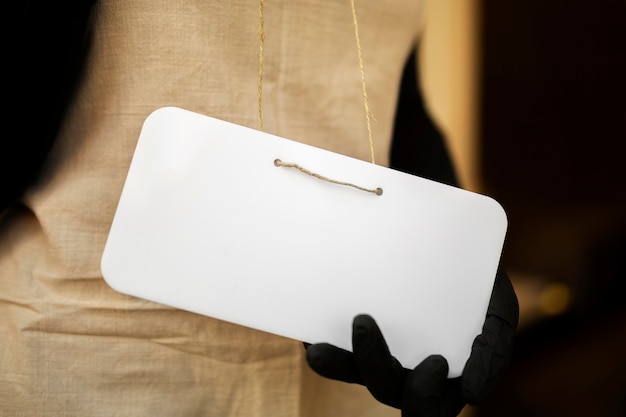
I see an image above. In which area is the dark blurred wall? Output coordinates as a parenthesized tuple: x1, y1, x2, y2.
(477, 0, 626, 416)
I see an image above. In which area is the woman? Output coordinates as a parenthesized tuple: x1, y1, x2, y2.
(1, 1, 518, 415)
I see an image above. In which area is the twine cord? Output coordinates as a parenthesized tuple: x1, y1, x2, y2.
(350, 0, 376, 165)
(274, 159, 383, 196)
(258, 1, 373, 154)
(257, 0, 265, 131)
(259, 1, 382, 196)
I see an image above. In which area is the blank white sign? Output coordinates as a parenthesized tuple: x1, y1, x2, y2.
(101, 107, 507, 377)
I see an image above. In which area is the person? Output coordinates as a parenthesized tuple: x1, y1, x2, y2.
(1, 1, 518, 416)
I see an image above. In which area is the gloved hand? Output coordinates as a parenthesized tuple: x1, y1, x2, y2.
(305, 267, 519, 417)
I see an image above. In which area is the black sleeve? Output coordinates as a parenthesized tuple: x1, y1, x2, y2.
(389, 47, 460, 188)
(2, 1, 97, 214)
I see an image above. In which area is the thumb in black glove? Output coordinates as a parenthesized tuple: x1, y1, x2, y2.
(305, 268, 519, 417)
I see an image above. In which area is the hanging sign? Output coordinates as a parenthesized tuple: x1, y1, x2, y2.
(101, 106, 507, 377)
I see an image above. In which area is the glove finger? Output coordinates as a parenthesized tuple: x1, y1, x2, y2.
(462, 268, 519, 403)
(305, 342, 361, 383)
(487, 268, 520, 331)
(352, 314, 409, 408)
(401, 355, 449, 417)
(462, 315, 517, 403)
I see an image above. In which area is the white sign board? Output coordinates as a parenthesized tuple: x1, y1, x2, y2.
(101, 107, 507, 377)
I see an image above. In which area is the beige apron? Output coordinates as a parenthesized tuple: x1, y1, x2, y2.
(0, 1, 424, 415)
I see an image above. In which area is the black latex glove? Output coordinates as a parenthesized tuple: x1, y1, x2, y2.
(305, 267, 519, 417)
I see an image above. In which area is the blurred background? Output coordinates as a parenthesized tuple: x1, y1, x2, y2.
(419, 0, 626, 416)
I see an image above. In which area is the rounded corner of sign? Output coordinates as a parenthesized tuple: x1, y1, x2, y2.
(496, 203, 509, 231)
(100, 247, 129, 296)
(142, 106, 186, 129)
(144, 106, 167, 122)
(100, 269, 134, 300)
(150, 105, 181, 117)
(484, 195, 509, 231)
(99, 251, 117, 288)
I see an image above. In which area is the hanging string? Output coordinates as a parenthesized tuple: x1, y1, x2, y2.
(258, 0, 265, 131)
(258, 0, 374, 158)
(350, 0, 376, 165)
(259, 1, 382, 196)
(274, 159, 383, 196)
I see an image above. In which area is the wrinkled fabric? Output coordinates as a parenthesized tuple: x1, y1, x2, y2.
(0, 1, 425, 415)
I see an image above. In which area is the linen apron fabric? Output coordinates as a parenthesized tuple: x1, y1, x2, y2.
(0, 1, 425, 415)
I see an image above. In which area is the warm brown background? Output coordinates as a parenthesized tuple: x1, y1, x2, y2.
(422, 1, 625, 416)
(478, 1, 626, 416)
